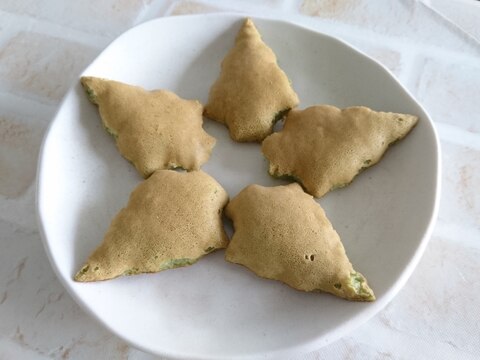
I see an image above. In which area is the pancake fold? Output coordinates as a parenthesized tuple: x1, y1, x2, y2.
(205, 18, 299, 142)
(81, 76, 216, 177)
(262, 105, 418, 197)
(225, 183, 375, 301)
(75, 170, 229, 282)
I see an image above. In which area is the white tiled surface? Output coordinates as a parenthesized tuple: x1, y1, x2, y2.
(423, 0, 480, 43)
(1, 1, 479, 359)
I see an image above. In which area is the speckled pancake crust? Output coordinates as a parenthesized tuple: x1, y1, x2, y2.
(75, 170, 229, 282)
(204, 18, 299, 142)
(81, 76, 216, 178)
(262, 105, 418, 198)
(225, 183, 375, 301)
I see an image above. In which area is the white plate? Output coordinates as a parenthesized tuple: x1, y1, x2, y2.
(37, 14, 440, 360)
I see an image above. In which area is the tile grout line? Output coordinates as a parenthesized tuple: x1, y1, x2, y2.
(0, 10, 112, 50)
(281, 0, 301, 12)
(435, 122, 480, 151)
(0, 92, 57, 122)
(418, 0, 480, 46)
(394, 47, 418, 89)
(134, 0, 177, 23)
(0, 216, 40, 237)
(0, 85, 65, 111)
(161, 1, 183, 18)
(0, 188, 41, 232)
(349, 309, 480, 360)
(163, 0, 289, 16)
(433, 221, 480, 249)
(296, 16, 480, 66)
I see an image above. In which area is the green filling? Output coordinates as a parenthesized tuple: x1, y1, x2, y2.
(348, 271, 374, 300)
(330, 182, 349, 191)
(78, 265, 89, 275)
(83, 83, 118, 140)
(85, 87, 97, 104)
(270, 171, 312, 194)
(204, 246, 215, 253)
(121, 259, 197, 277)
(330, 157, 380, 193)
(123, 267, 140, 276)
(272, 173, 297, 182)
(358, 159, 374, 172)
(350, 272, 364, 292)
(270, 172, 301, 184)
(103, 124, 118, 139)
(334, 283, 342, 289)
(272, 108, 291, 125)
(159, 258, 196, 271)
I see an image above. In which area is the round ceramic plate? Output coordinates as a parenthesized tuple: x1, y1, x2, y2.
(37, 14, 440, 360)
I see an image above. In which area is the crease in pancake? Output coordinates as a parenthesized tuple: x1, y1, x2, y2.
(262, 105, 419, 197)
(74, 170, 229, 282)
(204, 18, 299, 142)
(81, 76, 216, 178)
(225, 183, 375, 301)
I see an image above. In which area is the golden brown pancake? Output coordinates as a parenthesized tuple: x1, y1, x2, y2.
(75, 170, 229, 282)
(204, 18, 299, 142)
(225, 183, 375, 301)
(262, 105, 418, 197)
(81, 76, 216, 177)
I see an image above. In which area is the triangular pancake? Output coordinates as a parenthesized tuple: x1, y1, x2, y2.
(75, 170, 228, 282)
(204, 18, 299, 142)
(225, 183, 375, 301)
(81, 76, 216, 178)
(262, 105, 418, 197)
